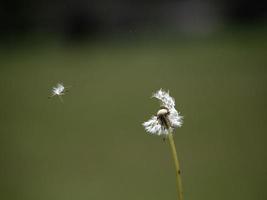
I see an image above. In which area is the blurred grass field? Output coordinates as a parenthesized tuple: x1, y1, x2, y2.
(0, 30, 267, 200)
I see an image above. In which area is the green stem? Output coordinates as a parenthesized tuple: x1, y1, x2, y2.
(168, 131, 184, 200)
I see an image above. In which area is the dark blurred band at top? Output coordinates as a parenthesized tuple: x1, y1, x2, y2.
(0, 0, 266, 39)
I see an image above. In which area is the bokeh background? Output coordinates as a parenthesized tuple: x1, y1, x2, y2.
(0, 1, 267, 200)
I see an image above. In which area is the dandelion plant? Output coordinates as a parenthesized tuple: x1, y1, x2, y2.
(143, 89, 184, 200)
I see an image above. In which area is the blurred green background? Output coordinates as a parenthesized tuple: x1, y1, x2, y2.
(0, 29, 267, 200)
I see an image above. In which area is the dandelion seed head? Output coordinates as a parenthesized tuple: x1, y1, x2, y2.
(143, 89, 183, 136)
(142, 116, 169, 136)
(153, 89, 175, 110)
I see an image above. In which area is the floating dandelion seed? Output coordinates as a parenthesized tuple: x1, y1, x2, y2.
(52, 83, 65, 96)
(143, 89, 184, 200)
(49, 83, 68, 102)
(143, 89, 183, 136)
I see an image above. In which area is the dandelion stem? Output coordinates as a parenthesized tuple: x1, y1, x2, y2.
(168, 131, 184, 200)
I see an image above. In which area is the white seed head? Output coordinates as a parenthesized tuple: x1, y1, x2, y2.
(153, 89, 175, 110)
(143, 89, 183, 136)
(142, 116, 169, 136)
